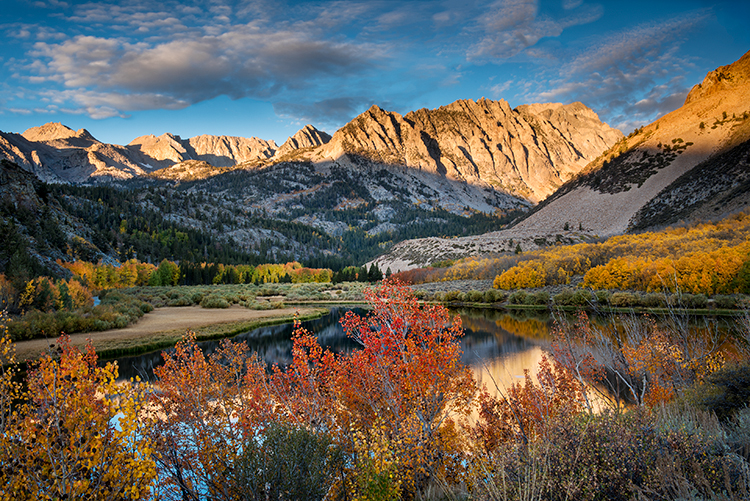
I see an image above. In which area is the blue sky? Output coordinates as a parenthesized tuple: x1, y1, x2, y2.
(1, 0, 748, 145)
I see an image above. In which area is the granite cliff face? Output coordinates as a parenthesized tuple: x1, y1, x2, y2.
(310, 99, 622, 202)
(0, 125, 279, 183)
(0, 123, 146, 183)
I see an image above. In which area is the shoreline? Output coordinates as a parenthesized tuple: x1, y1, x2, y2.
(12, 305, 329, 363)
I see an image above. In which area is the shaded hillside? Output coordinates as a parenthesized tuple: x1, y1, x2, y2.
(0, 159, 98, 280)
(630, 137, 750, 230)
(0, 159, 272, 282)
(119, 160, 527, 267)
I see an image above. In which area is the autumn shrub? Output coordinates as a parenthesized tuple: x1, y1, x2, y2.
(0, 335, 156, 499)
(473, 403, 749, 501)
(547, 410, 746, 500)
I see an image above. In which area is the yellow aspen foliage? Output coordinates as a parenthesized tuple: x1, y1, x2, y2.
(494, 261, 547, 289)
(0, 334, 156, 500)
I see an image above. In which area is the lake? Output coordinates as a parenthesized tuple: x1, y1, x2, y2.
(113, 306, 554, 393)
(111, 305, 738, 399)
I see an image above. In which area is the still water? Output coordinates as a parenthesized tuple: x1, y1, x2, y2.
(113, 307, 554, 392)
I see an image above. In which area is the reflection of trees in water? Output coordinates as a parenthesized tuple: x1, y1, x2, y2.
(113, 308, 365, 381)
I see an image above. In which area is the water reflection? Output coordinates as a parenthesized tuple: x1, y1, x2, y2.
(456, 308, 550, 392)
(113, 307, 553, 383)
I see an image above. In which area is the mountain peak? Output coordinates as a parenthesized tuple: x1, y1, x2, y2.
(274, 125, 331, 158)
(22, 122, 77, 142)
(318, 97, 622, 201)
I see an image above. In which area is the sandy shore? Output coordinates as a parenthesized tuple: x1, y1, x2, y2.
(13, 305, 319, 362)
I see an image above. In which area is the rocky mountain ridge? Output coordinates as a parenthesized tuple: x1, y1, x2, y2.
(1, 97, 625, 269)
(306, 99, 621, 203)
(0, 123, 330, 183)
(0, 99, 621, 207)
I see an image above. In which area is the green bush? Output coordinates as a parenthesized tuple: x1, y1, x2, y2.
(642, 292, 667, 308)
(713, 294, 737, 309)
(595, 290, 610, 304)
(679, 293, 709, 309)
(696, 362, 750, 421)
(553, 289, 592, 306)
(508, 291, 528, 305)
(233, 422, 342, 501)
(483, 289, 504, 303)
(529, 291, 549, 305)
(609, 292, 638, 307)
(553, 289, 575, 306)
(167, 296, 192, 306)
(478, 410, 747, 501)
(466, 290, 484, 303)
(443, 291, 461, 302)
(200, 295, 230, 309)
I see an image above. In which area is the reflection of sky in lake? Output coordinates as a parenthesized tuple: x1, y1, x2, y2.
(112, 307, 552, 385)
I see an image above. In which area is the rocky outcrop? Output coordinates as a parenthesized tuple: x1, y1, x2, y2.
(127, 133, 191, 169)
(1, 126, 146, 183)
(149, 159, 230, 181)
(274, 125, 331, 159)
(311, 99, 622, 202)
(22, 122, 99, 149)
(684, 50, 750, 105)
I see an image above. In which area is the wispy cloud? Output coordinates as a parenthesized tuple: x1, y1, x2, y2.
(530, 12, 708, 131)
(24, 6, 383, 114)
(466, 0, 603, 61)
